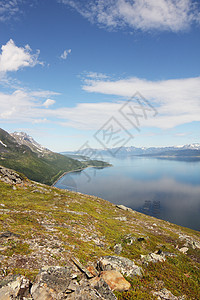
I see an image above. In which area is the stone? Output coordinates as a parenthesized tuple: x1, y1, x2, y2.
(141, 253, 166, 264)
(0, 231, 20, 239)
(114, 243, 122, 255)
(71, 257, 94, 278)
(100, 270, 131, 291)
(31, 266, 74, 299)
(0, 166, 24, 186)
(152, 287, 186, 299)
(179, 247, 188, 254)
(116, 205, 133, 212)
(98, 255, 143, 277)
(92, 277, 117, 300)
(114, 217, 127, 221)
(0, 275, 31, 300)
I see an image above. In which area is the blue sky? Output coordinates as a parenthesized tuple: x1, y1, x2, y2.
(0, 0, 200, 152)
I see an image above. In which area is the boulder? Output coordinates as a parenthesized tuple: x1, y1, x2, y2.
(98, 255, 143, 277)
(100, 270, 131, 291)
(0, 275, 31, 300)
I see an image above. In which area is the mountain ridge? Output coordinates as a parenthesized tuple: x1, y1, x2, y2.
(0, 128, 107, 185)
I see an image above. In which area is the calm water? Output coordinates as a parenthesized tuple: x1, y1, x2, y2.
(55, 157, 200, 231)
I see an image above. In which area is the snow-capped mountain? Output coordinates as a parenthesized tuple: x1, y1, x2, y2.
(10, 132, 51, 156)
(65, 143, 200, 158)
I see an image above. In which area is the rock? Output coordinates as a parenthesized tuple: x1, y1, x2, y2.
(179, 247, 189, 254)
(98, 255, 143, 277)
(31, 266, 74, 299)
(0, 231, 20, 239)
(91, 277, 117, 300)
(87, 265, 99, 277)
(114, 217, 127, 221)
(141, 253, 166, 264)
(114, 243, 122, 255)
(152, 287, 186, 299)
(178, 234, 200, 250)
(100, 270, 131, 291)
(0, 275, 31, 300)
(116, 205, 133, 212)
(71, 257, 94, 278)
(124, 234, 136, 245)
(0, 166, 25, 185)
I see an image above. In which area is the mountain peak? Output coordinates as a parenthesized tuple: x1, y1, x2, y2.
(10, 131, 50, 156)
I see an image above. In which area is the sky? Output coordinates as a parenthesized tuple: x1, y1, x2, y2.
(0, 0, 200, 152)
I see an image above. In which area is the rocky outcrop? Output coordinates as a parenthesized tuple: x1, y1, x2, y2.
(0, 166, 26, 186)
(97, 255, 143, 277)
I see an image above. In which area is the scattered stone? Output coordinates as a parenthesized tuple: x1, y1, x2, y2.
(98, 255, 143, 277)
(141, 253, 166, 264)
(0, 166, 25, 185)
(100, 270, 131, 291)
(178, 234, 200, 250)
(0, 231, 20, 239)
(114, 243, 122, 255)
(124, 234, 136, 245)
(152, 287, 186, 299)
(179, 247, 189, 254)
(114, 217, 127, 221)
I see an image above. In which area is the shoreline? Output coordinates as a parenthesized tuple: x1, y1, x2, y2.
(52, 164, 111, 187)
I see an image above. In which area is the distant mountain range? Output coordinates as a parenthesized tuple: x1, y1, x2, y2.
(65, 143, 200, 159)
(0, 128, 109, 185)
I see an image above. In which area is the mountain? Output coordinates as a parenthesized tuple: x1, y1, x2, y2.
(65, 144, 200, 158)
(0, 128, 88, 185)
(10, 131, 51, 157)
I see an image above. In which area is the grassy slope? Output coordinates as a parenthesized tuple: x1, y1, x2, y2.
(0, 177, 199, 299)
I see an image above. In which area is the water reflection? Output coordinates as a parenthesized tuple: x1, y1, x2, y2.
(55, 157, 200, 231)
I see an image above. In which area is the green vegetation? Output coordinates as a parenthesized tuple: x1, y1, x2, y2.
(0, 174, 199, 299)
(0, 128, 110, 185)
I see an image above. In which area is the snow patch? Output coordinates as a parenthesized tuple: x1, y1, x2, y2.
(0, 140, 7, 147)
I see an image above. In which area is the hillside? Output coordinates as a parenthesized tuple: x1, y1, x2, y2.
(0, 166, 199, 299)
(0, 128, 110, 185)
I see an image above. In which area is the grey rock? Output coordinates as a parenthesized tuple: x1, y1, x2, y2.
(0, 231, 20, 239)
(114, 217, 127, 221)
(114, 243, 122, 255)
(141, 253, 166, 264)
(0, 166, 24, 185)
(0, 275, 31, 300)
(116, 205, 133, 212)
(98, 255, 143, 277)
(153, 287, 186, 299)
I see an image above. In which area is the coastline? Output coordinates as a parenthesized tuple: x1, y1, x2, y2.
(52, 164, 111, 187)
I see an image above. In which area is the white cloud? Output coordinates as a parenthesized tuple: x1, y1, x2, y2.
(0, 0, 21, 22)
(0, 75, 199, 132)
(43, 99, 56, 108)
(60, 49, 71, 59)
(60, 0, 200, 32)
(81, 75, 200, 129)
(0, 39, 42, 74)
